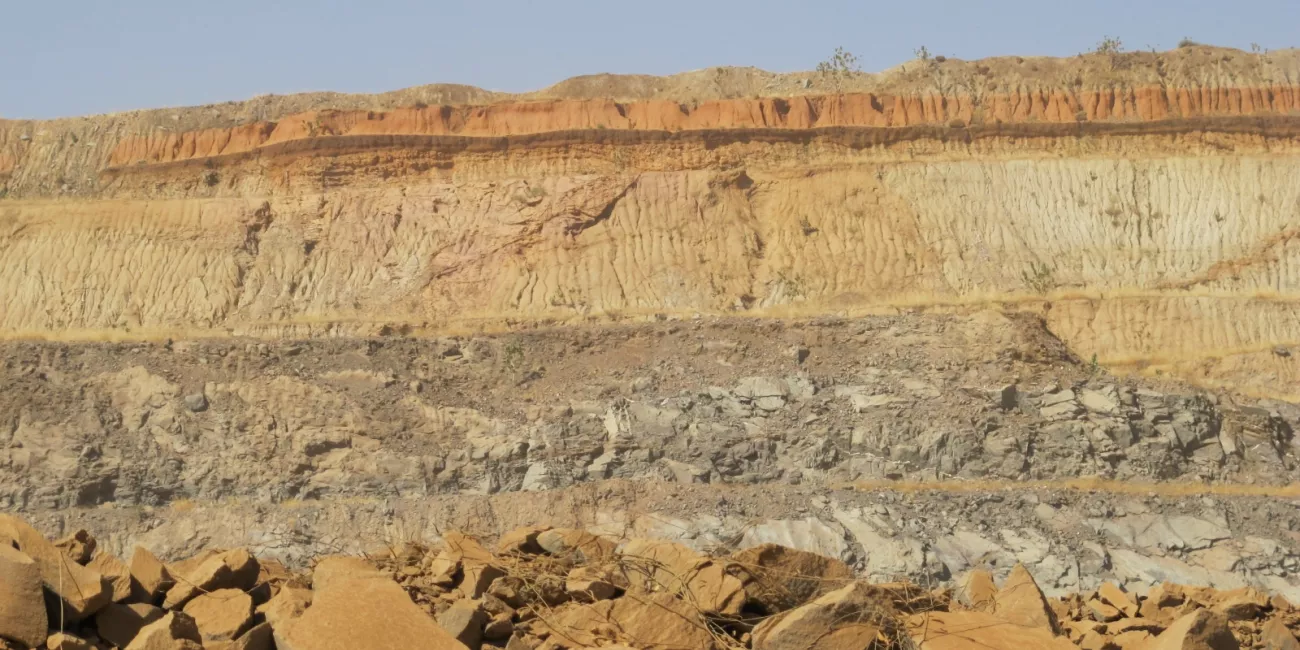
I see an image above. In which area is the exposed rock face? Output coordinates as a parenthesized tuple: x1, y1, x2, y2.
(7, 49, 1300, 403)
(14, 48, 1300, 650)
(10, 314, 1300, 605)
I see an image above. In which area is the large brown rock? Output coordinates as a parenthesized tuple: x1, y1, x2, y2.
(428, 533, 506, 599)
(309, 556, 385, 589)
(1262, 617, 1300, 650)
(0, 544, 48, 649)
(129, 547, 174, 603)
(991, 564, 1058, 632)
(958, 569, 998, 611)
(52, 531, 96, 565)
(621, 538, 746, 616)
(751, 582, 904, 650)
(45, 633, 92, 650)
(535, 529, 616, 563)
(565, 566, 619, 601)
(87, 552, 133, 602)
(0, 515, 110, 621)
(227, 622, 274, 650)
(256, 586, 312, 626)
(496, 526, 546, 555)
(182, 589, 254, 644)
(275, 557, 469, 650)
(907, 611, 1076, 649)
(1098, 582, 1139, 618)
(541, 590, 717, 650)
(249, 559, 293, 605)
(162, 549, 259, 609)
(731, 543, 853, 612)
(95, 603, 165, 648)
(1144, 610, 1239, 650)
(1212, 587, 1269, 621)
(124, 612, 205, 650)
(437, 600, 486, 649)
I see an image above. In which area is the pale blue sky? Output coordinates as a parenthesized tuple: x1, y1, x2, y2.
(3, 0, 1296, 119)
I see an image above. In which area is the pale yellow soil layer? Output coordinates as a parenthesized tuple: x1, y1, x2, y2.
(5, 46, 1300, 397)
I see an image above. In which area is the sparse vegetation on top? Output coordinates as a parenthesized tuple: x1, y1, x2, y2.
(815, 47, 861, 77)
(1094, 36, 1124, 55)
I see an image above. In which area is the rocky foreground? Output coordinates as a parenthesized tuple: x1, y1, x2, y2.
(2, 514, 1298, 650)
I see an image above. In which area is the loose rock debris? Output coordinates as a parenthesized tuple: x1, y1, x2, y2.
(2, 514, 1297, 649)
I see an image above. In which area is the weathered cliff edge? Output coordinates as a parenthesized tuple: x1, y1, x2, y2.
(5, 46, 1300, 396)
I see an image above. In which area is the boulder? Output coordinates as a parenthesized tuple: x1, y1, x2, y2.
(227, 622, 274, 650)
(1262, 617, 1300, 650)
(991, 564, 1059, 632)
(1107, 618, 1165, 636)
(53, 531, 96, 565)
(907, 611, 1076, 649)
(129, 547, 174, 602)
(0, 544, 48, 649)
(461, 562, 506, 600)
(483, 613, 514, 641)
(274, 558, 469, 650)
(428, 533, 506, 598)
(621, 539, 745, 616)
(163, 549, 259, 609)
(1077, 629, 1113, 650)
(437, 600, 486, 649)
(95, 603, 165, 648)
(751, 582, 905, 650)
(565, 567, 618, 601)
(540, 590, 716, 649)
(1115, 630, 1157, 648)
(0, 514, 110, 621)
(256, 586, 312, 626)
(1144, 610, 1239, 650)
(1098, 582, 1139, 617)
(1087, 598, 1123, 622)
(504, 634, 539, 650)
(536, 529, 616, 563)
(124, 612, 205, 650)
(45, 633, 92, 650)
(250, 559, 293, 604)
(958, 569, 997, 611)
(496, 526, 546, 555)
(731, 543, 854, 612)
(87, 552, 133, 602)
(1212, 587, 1269, 621)
(310, 556, 385, 590)
(182, 589, 254, 644)
(1140, 583, 1188, 621)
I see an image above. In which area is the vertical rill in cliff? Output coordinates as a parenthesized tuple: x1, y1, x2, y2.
(5, 47, 1300, 397)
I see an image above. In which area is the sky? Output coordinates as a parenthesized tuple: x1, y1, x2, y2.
(3, 0, 1298, 119)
